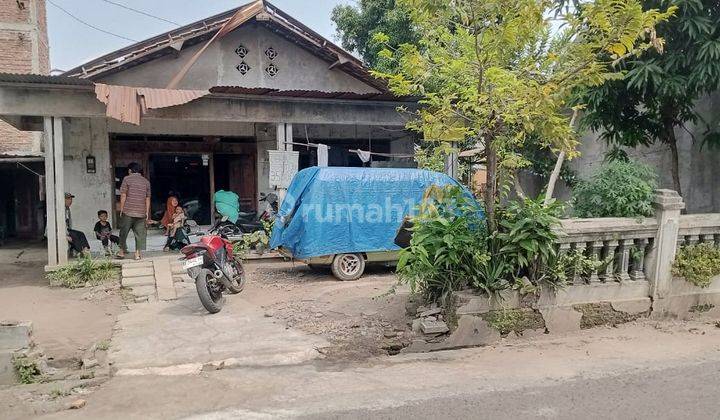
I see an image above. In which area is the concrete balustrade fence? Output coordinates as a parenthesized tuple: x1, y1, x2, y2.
(453, 189, 719, 336)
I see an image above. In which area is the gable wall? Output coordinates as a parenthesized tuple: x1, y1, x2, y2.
(99, 22, 378, 94)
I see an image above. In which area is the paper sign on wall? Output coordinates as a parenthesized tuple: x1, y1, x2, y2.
(268, 150, 299, 189)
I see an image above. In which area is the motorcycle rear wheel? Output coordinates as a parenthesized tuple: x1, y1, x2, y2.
(195, 269, 224, 314)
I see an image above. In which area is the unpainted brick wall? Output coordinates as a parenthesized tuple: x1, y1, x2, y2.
(0, 0, 48, 155)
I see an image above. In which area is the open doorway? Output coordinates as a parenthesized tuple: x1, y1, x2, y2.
(148, 154, 211, 225)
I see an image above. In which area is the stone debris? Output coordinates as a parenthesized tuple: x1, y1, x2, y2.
(418, 307, 442, 318)
(69, 399, 87, 409)
(420, 319, 449, 334)
(81, 358, 99, 369)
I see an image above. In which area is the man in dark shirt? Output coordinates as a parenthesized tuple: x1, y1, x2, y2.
(118, 162, 151, 260)
(65, 193, 90, 256)
(94, 210, 119, 256)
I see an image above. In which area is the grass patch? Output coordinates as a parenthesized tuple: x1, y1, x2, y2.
(95, 339, 110, 351)
(690, 303, 715, 313)
(13, 355, 41, 384)
(482, 309, 545, 335)
(50, 388, 71, 398)
(47, 256, 119, 288)
(673, 244, 720, 288)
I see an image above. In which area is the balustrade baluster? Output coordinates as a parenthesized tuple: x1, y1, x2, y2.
(688, 235, 700, 245)
(617, 239, 632, 282)
(602, 240, 619, 282)
(573, 242, 588, 285)
(630, 238, 648, 281)
(589, 241, 603, 283)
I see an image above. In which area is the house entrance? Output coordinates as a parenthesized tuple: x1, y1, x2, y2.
(149, 154, 211, 225)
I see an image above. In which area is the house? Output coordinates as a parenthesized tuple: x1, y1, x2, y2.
(0, 0, 418, 265)
(0, 0, 49, 241)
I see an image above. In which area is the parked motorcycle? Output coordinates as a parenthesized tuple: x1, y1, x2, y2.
(180, 222, 245, 313)
(234, 192, 279, 233)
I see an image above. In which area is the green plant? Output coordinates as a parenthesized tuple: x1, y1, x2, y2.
(541, 249, 610, 289)
(262, 218, 275, 238)
(483, 309, 545, 335)
(397, 186, 486, 304)
(46, 256, 119, 288)
(95, 339, 110, 351)
(233, 231, 270, 258)
(496, 196, 563, 283)
(13, 355, 41, 384)
(673, 243, 720, 288)
(572, 160, 657, 218)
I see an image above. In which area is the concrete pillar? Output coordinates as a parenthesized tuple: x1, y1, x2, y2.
(42, 116, 68, 267)
(646, 189, 685, 315)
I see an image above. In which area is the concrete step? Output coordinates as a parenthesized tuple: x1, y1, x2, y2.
(121, 275, 155, 288)
(128, 285, 156, 298)
(122, 266, 155, 278)
(153, 259, 177, 301)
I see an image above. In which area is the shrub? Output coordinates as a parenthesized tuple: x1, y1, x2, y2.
(47, 256, 119, 288)
(397, 186, 486, 304)
(13, 355, 41, 384)
(572, 160, 657, 218)
(673, 243, 720, 288)
(496, 196, 563, 283)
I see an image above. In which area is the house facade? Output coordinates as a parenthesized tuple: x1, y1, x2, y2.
(0, 1, 416, 265)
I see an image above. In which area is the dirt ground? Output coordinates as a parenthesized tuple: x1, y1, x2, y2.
(242, 260, 414, 359)
(0, 243, 123, 364)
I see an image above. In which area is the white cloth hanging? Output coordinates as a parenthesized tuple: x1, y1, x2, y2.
(317, 143, 329, 167)
(355, 149, 372, 163)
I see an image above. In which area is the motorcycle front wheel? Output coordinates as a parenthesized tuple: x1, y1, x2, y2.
(195, 269, 224, 314)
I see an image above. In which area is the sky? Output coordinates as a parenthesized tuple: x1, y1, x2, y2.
(47, 0, 352, 72)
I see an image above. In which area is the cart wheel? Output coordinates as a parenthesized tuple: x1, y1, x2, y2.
(331, 253, 365, 281)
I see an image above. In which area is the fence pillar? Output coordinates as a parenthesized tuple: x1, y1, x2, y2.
(646, 189, 684, 315)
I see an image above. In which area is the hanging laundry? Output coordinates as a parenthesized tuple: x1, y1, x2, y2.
(317, 143, 329, 167)
(355, 149, 372, 163)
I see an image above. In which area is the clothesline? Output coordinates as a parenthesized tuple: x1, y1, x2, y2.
(282, 141, 414, 159)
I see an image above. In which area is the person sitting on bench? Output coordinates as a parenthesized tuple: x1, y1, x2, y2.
(65, 193, 90, 256)
(94, 210, 119, 256)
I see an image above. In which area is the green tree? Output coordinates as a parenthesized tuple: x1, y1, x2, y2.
(373, 0, 672, 231)
(331, 0, 418, 71)
(581, 0, 720, 197)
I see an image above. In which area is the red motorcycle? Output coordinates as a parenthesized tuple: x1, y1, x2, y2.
(180, 224, 246, 313)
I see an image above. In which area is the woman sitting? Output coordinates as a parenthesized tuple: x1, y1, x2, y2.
(161, 196, 189, 251)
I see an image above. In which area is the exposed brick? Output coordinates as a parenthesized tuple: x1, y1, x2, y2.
(0, 0, 48, 155)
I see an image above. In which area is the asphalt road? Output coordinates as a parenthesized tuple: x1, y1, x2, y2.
(308, 361, 720, 420)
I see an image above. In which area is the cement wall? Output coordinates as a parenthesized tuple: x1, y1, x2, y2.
(566, 92, 720, 213)
(62, 118, 112, 250)
(100, 23, 378, 94)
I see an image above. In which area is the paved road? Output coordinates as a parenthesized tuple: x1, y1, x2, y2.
(306, 361, 720, 419)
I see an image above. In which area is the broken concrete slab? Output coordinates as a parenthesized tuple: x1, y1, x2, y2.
(121, 275, 155, 288)
(610, 299, 652, 315)
(0, 350, 15, 385)
(439, 315, 500, 349)
(109, 293, 329, 374)
(128, 285, 156, 298)
(418, 307, 442, 318)
(0, 321, 32, 350)
(420, 320, 449, 334)
(540, 307, 582, 334)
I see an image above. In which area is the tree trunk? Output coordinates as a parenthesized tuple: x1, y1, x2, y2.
(667, 129, 682, 197)
(662, 115, 682, 196)
(484, 142, 498, 232)
(544, 109, 578, 206)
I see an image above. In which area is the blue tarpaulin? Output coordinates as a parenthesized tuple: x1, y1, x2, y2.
(269, 167, 473, 259)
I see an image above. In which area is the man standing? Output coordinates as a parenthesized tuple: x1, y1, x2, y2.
(64, 193, 90, 256)
(118, 162, 151, 260)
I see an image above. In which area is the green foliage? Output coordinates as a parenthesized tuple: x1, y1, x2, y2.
(397, 186, 487, 304)
(46, 256, 119, 288)
(95, 339, 110, 351)
(581, 0, 719, 194)
(331, 0, 418, 71)
(673, 243, 720, 288)
(483, 309, 545, 335)
(233, 231, 270, 258)
(373, 0, 672, 230)
(541, 249, 610, 288)
(572, 159, 657, 218)
(13, 355, 41, 384)
(497, 197, 563, 282)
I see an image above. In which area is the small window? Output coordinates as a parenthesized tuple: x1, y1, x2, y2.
(236, 62, 251, 75)
(265, 63, 279, 77)
(234, 45, 248, 58)
(264, 47, 277, 60)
